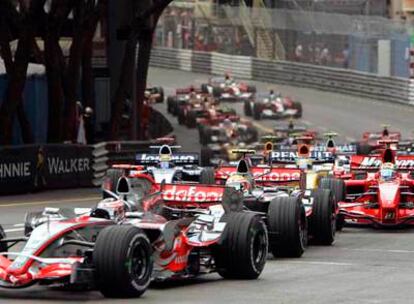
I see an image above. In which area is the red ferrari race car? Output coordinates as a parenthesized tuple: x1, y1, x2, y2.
(167, 86, 211, 116)
(356, 125, 402, 154)
(181, 103, 238, 129)
(336, 147, 414, 228)
(244, 91, 302, 120)
(201, 75, 256, 102)
(0, 177, 268, 297)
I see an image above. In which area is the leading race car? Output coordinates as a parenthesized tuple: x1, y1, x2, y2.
(201, 75, 256, 102)
(336, 147, 414, 228)
(244, 91, 302, 120)
(1, 176, 268, 297)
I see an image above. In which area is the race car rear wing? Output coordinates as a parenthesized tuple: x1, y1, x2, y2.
(269, 150, 335, 164)
(215, 166, 303, 184)
(351, 155, 414, 171)
(136, 152, 199, 166)
(161, 184, 226, 204)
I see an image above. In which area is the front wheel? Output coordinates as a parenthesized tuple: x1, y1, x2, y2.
(214, 212, 268, 279)
(94, 226, 153, 298)
(309, 189, 336, 245)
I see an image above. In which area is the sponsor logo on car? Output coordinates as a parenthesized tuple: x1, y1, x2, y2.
(163, 186, 223, 202)
(356, 157, 414, 169)
(137, 153, 198, 163)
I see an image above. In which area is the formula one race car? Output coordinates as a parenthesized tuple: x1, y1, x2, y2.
(180, 103, 237, 129)
(145, 86, 165, 103)
(337, 148, 414, 228)
(103, 144, 204, 193)
(355, 125, 402, 154)
(272, 121, 318, 144)
(244, 92, 302, 120)
(167, 87, 211, 116)
(204, 152, 337, 256)
(201, 76, 256, 102)
(2, 176, 268, 297)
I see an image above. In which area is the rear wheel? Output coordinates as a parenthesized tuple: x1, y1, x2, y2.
(212, 87, 223, 98)
(214, 212, 268, 279)
(94, 226, 153, 298)
(292, 101, 302, 118)
(167, 96, 175, 114)
(356, 143, 372, 155)
(186, 110, 197, 128)
(268, 197, 307, 258)
(24, 211, 43, 236)
(309, 189, 336, 245)
(253, 103, 262, 120)
(177, 108, 186, 125)
(155, 87, 164, 103)
(201, 147, 214, 166)
(0, 225, 7, 253)
(244, 100, 252, 116)
(200, 168, 215, 184)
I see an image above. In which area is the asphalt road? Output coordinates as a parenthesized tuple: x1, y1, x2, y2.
(0, 67, 414, 303)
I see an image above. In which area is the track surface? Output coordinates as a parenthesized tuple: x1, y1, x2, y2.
(1, 67, 414, 303)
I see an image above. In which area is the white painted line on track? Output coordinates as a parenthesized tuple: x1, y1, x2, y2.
(13, 224, 24, 227)
(343, 248, 414, 254)
(287, 261, 353, 266)
(5, 228, 24, 233)
(0, 196, 100, 208)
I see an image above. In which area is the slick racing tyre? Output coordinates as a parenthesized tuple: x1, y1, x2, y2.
(201, 83, 209, 93)
(244, 100, 252, 116)
(309, 189, 336, 245)
(102, 169, 124, 199)
(319, 177, 345, 231)
(200, 128, 212, 145)
(356, 143, 372, 155)
(253, 102, 262, 120)
(292, 101, 303, 118)
(0, 225, 6, 253)
(154, 86, 164, 103)
(268, 196, 307, 258)
(212, 87, 223, 98)
(247, 85, 257, 93)
(94, 226, 153, 298)
(200, 167, 215, 184)
(201, 147, 214, 166)
(214, 212, 268, 279)
(186, 110, 197, 128)
(177, 108, 186, 125)
(167, 96, 176, 114)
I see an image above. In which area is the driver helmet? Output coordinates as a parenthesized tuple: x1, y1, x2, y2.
(226, 174, 251, 193)
(225, 73, 231, 80)
(159, 153, 172, 169)
(380, 162, 396, 181)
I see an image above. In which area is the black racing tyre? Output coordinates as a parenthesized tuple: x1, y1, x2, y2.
(309, 189, 336, 245)
(102, 169, 124, 199)
(200, 167, 215, 184)
(201, 84, 209, 93)
(268, 196, 307, 258)
(200, 147, 214, 166)
(167, 96, 174, 114)
(198, 125, 205, 143)
(0, 225, 7, 253)
(94, 226, 153, 298)
(244, 100, 252, 116)
(214, 212, 268, 279)
(186, 110, 197, 128)
(292, 101, 303, 118)
(336, 214, 345, 231)
(356, 143, 372, 155)
(155, 87, 164, 103)
(212, 87, 223, 98)
(247, 85, 257, 93)
(24, 211, 44, 236)
(200, 128, 212, 145)
(253, 102, 262, 120)
(177, 108, 186, 125)
(319, 177, 344, 231)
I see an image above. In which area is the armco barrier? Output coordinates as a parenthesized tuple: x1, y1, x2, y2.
(0, 144, 94, 194)
(149, 47, 414, 105)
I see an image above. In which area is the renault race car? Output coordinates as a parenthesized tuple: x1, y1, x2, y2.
(202, 152, 337, 257)
(103, 144, 204, 193)
(2, 176, 268, 297)
(336, 148, 414, 228)
(201, 76, 256, 102)
(244, 92, 302, 120)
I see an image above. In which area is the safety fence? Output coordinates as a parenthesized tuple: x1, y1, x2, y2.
(150, 47, 414, 106)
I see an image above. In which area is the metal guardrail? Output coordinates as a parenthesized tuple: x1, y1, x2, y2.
(150, 47, 414, 106)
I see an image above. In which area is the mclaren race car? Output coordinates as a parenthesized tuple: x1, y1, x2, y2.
(201, 76, 256, 102)
(2, 176, 268, 297)
(244, 92, 302, 120)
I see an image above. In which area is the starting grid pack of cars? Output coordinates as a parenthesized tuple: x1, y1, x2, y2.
(0, 76, 414, 298)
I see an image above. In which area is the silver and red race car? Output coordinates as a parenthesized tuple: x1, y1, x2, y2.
(201, 76, 256, 102)
(0, 177, 268, 297)
(244, 92, 302, 120)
